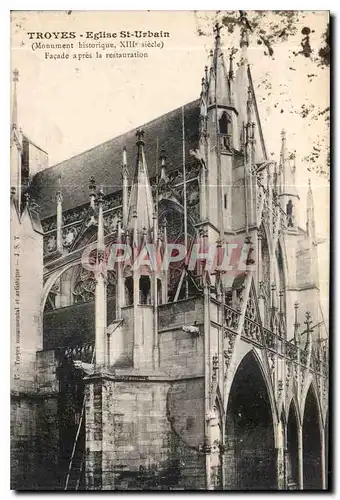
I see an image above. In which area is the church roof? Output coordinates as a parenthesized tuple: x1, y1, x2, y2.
(30, 99, 200, 220)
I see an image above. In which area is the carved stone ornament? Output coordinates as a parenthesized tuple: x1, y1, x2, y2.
(73, 360, 95, 375)
(62, 226, 78, 247)
(45, 233, 57, 253)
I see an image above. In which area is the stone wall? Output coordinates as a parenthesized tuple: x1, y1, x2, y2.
(85, 376, 206, 490)
(11, 396, 38, 490)
(158, 298, 204, 377)
(11, 349, 60, 490)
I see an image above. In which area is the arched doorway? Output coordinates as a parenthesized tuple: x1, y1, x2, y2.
(303, 386, 322, 489)
(286, 402, 299, 489)
(225, 351, 276, 490)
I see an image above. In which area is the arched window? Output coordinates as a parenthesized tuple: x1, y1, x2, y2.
(275, 244, 286, 315)
(219, 112, 232, 152)
(219, 112, 231, 135)
(139, 275, 151, 305)
(287, 199, 293, 227)
(124, 276, 133, 306)
(157, 279, 162, 305)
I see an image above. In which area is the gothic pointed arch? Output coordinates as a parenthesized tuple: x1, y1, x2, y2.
(225, 350, 276, 490)
(302, 384, 323, 489)
(43, 261, 116, 351)
(286, 399, 299, 489)
(41, 260, 82, 314)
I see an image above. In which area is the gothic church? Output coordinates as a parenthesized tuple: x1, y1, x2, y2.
(11, 20, 329, 490)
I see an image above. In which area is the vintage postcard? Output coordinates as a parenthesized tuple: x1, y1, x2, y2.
(10, 10, 330, 491)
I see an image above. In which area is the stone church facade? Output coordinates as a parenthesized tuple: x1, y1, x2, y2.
(11, 22, 329, 490)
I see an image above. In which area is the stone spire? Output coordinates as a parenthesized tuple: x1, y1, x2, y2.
(239, 11, 250, 52)
(206, 22, 231, 109)
(233, 12, 252, 152)
(306, 179, 316, 240)
(127, 130, 154, 239)
(278, 130, 299, 202)
(235, 11, 250, 89)
(122, 146, 129, 228)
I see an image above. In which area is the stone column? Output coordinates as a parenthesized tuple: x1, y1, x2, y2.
(220, 444, 227, 490)
(298, 425, 303, 490)
(56, 191, 63, 253)
(95, 272, 107, 367)
(276, 420, 285, 489)
(152, 213, 159, 370)
(122, 147, 129, 228)
(95, 189, 107, 368)
(321, 426, 326, 489)
(200, 161, 206, 221)
(204, 444, 212, 490)
(115, 217, 124, 319)
(162, 217, 168, 304)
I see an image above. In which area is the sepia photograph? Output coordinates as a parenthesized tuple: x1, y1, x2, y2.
(10, 10, 330, 491)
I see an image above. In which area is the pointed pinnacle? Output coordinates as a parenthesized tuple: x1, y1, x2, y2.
(136, 129, 145, 145)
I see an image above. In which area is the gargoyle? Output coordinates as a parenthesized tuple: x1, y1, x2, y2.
(73, 360, 95, 375)
(182, 323, 200, 337)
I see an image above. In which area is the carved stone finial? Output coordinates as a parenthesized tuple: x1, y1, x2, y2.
(239, 11, 250, 48)
(56, 190, 63, 203)
(136, 129, 145, 146)
(89, 176, 96, 195)
(304, 311, 312, 332)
